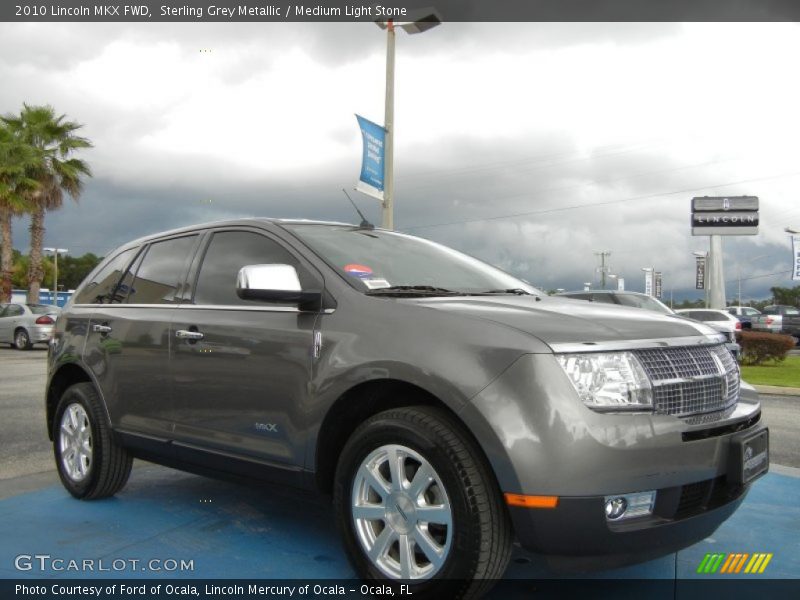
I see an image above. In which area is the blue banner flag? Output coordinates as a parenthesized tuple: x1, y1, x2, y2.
(355, 114, 385, 201)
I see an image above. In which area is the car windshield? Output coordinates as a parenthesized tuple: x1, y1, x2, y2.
(282, 224, 540, 295)
(615, 294, 673, 314)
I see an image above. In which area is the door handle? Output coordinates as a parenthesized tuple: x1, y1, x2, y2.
(92, 324, 112, 334)
(175, 329, 204, 340)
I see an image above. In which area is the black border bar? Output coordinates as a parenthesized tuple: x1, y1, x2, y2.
(4, 0, 800, 23)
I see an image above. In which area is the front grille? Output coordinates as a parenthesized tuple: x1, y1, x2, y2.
(635, 345, 740, 418)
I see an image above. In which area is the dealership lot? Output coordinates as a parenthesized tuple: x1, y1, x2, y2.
(1, 347, 799, 589)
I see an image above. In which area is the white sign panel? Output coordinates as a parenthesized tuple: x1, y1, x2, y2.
(793, 236, 800, 281)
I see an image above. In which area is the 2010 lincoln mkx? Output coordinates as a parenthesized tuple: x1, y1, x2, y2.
(46, 219, 769, 599)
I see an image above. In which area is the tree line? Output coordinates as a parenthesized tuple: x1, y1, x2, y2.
(0, 104, 91, 303)
(8, 248, 101, 292)
(672, 285, 800, 310)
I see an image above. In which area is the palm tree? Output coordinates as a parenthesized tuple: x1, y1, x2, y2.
(2, 104, 92, 302)
(0, 122, 40, 302)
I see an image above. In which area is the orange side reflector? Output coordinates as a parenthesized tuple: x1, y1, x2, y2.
(504, 493, 559, 509)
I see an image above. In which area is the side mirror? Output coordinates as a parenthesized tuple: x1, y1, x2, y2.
(236, 264, 322, 311)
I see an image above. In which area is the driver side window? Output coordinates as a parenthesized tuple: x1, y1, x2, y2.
(193, 230, 314, 306)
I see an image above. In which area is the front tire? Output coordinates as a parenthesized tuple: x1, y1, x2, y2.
(333, 406, 512, 599)
(53, 382, 132, 499)
(14, 328, 32, 350)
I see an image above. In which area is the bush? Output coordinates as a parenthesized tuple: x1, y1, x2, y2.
(739, 331, 796, 366)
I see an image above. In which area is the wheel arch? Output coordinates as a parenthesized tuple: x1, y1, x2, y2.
(313, 378, 505, 497)
(46, 362, 95, 441)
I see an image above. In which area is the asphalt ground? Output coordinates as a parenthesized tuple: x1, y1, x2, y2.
(0, 346, 798, 597)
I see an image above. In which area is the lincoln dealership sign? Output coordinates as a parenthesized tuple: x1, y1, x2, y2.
(691, 196, 759, 235)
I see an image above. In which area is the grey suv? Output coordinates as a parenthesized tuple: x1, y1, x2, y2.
(47, 219, 768, 598)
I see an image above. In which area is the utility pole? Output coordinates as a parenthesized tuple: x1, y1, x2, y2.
(595, 251, 611, 289)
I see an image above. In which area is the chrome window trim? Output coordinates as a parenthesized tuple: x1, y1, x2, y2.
(549, 334, 725, 354)
(72, 303, 335, 314)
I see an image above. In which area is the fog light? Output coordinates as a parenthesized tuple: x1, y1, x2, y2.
(604, 491, 656, 521)
(605, 497, 627, 520)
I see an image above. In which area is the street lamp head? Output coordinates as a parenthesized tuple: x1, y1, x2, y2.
(785, 227, 800, 234)
(376, 7, 442, 34)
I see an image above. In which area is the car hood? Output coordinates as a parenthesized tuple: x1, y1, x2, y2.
(410, 295, 720, 349)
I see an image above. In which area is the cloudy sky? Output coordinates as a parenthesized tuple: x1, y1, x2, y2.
(2, 21, 799, 300)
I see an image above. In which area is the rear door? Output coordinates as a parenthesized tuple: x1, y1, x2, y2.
(168, 227, 323, 478)
(0, 304, 23, 343)
(83, 234, 202, 439)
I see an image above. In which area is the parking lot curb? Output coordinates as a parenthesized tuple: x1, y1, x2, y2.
(753, 384, 800, 397)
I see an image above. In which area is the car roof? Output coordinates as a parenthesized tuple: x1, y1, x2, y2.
(112, 218, 363, 252)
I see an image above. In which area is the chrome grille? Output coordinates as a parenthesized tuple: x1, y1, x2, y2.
(635, 345, 740, 418)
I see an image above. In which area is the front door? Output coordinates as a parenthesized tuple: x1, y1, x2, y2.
(169, 229, 322, 475)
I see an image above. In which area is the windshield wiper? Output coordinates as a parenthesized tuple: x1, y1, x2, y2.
(474, 288, 534, 296)
(365, 285, 463, 297)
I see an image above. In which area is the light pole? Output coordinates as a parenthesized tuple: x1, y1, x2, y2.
(376, 10, 441, 230)
(43, 247, 68, 306)
(736, 253, 771, 307)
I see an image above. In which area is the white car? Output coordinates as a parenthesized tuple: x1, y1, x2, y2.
(675, 308, 741, 345)
(0, 303, 61, 350)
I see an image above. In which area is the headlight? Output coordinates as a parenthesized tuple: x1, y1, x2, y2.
(556, 352, 653, 412)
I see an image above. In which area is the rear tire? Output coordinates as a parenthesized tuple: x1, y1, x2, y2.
(14, 328, 32, 350)
(333, 406, 512, 599)
(53, 382, 132, 499)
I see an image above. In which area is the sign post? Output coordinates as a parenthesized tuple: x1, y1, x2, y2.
(691, 196, 759, 309)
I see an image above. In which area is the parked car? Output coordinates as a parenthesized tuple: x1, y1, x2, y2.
(675, 309, 741, 357)
(46, 220, 768, 596)
(556, 291, 741, 358)
(554, 290, 674, 314)
(726, 306, 761, 330)
(0, 302, 60, 350)
(751, 305, 800, 342)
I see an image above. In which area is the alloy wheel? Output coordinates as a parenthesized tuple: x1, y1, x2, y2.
(59, 403, 93, 482)
(351, 444, 452, 580)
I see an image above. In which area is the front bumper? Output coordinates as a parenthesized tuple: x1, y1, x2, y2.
(510, 474, 749, 561)
(459, 352, 767, 561)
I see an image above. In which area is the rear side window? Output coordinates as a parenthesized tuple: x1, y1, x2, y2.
(73, 247, 138, 304)
(193, 231, 310, 306)
(3, 304, 24, 317)
(28, 305, 54, 315)
(127, 236, 198, 304)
